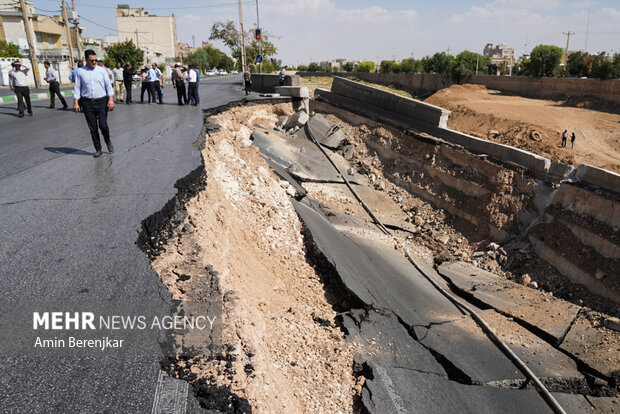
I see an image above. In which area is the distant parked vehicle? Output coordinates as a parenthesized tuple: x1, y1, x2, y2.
(231, 70, 239, 74)
(218, 69, 228, 75)
(206, 70, 217, 76)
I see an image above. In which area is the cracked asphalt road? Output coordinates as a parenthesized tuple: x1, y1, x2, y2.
(0, 76, 248, 413)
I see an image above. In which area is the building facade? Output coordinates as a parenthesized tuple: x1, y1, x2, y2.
(483, 43, 515, 67)
(116, 4, 178, 63)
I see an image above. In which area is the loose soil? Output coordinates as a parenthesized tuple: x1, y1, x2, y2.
(425, 84, 620, 173)
(151, 103, 361, 413)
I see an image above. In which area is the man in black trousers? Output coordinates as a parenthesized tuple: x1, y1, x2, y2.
(123, 63, 134, 104)
(44, 61, 68, 109)
(73, 50, 115, 158)
(172, 63, 187, 105)
(8, 60, 32, 117)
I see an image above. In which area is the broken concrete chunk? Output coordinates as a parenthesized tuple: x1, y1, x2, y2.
(283, 111, 309, 130)
(274, 86, 310, 98)
(559, 310, 620, 383)
(276, 115, 289, 127)
(302, 114, 347, 149)
(437, 261, 582, 344)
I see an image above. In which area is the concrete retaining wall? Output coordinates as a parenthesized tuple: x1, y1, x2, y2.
(330, 76, 449, 128)
(575, 164, 620, 194)
(298, 71, 620, 104)
(312, 79, 620, 302)
(251, 74, 299, 93)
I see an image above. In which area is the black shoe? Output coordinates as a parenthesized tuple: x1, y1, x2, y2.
(48, 106, 55, 109)
(107, 144, 114, 153)
(61, 105, 68, 110)
(18, 113, 24, 118)
(93, 150, 102, 158)
(159, 101, 163, 104)
(28, 112, 33, 116)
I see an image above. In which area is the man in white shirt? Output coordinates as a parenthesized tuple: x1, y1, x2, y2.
(8, 60, 32, 117)
(187, 64, 199, 106)
(44, 61, 68, 110)
(112, 62, 125, 103)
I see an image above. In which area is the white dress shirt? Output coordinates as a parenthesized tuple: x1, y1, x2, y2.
(9, 66, 30, 88)
(45, 67, 58, 83)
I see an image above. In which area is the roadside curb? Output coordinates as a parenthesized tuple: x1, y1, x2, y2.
(0, 90, 73, 104)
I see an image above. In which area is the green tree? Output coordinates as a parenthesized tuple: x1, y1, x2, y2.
(297, 64, 309, 72)
(307, 62, 321, 72)
(591, 52, 617, 80)
(400, 58, 422, 73)
(0, 40, 22, 57)
(427, 52, 455, 81)
(380, 60, 401, 73)
(528, 44, 563, 77)
(210, 20, 278, 71)
(343, 62, 355, 72)
(103, 40, 144, 70)
(566, 51, 594, 77)
(450, 50, 490, 83)
(358, 61, 375, 72)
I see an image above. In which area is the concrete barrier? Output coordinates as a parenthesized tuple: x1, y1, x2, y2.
(575, 164, 620, 194)
(251, 74, 299, 93)
(329, 76, 450, 128)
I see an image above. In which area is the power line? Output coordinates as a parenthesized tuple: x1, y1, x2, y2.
(72, 1, 254, 10)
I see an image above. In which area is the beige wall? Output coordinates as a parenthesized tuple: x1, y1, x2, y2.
(117, 15, 178, 59)
(299, 71, 620, 105)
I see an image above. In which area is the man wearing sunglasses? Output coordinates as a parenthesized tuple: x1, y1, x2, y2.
(73, 50, 115, 158)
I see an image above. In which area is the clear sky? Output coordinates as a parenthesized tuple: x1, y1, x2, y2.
(36, 0, 620, 65)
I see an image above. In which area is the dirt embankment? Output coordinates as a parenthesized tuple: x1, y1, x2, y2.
(151, 104, 361, 413)
(425, 84, 620, 173)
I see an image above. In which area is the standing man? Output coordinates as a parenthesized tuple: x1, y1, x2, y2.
(98, 60, 114, 83)
(561, 130, 568, 148)
(8, 60, 32, 118)
(147, 63, 162, 104)
(69, 60, 84, 83)
(112, 62, 125, 103)
(278, 65, 288, 86)
(44, 61, 68, 110)
(187, 64, 199, 106)
(172, 63, 187, 106)
(73, 50, 115, 158)
(570, 132, 576, 149)
(123, 63, 134, 104)
(155, 64, 165, 103)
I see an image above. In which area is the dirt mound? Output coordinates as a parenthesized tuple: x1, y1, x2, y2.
(426, 84, 620, 173)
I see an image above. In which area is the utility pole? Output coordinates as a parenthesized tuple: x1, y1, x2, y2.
(71, 0, 82, 59)
(562, 30, 574, 65)
(192, 34, 195, 49)
(584, 8, 590, 51)
(237, 0, 247, 74)
(255, 0, 262, 74)
(61, 0, 75, 66)
(19, 0, 40, 87)
(475, 54, 479, 75)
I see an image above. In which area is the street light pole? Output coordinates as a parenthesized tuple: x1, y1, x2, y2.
(237, 0, 246, 73)
(19, 0, 40, 87)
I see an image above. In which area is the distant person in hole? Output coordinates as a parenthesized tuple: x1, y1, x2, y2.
(278, 65, 288, 86)
(571, 132, 576, 149)
(561, 129, 568, 147)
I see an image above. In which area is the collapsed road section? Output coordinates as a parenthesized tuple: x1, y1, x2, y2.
(143, 83, 619, 413)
